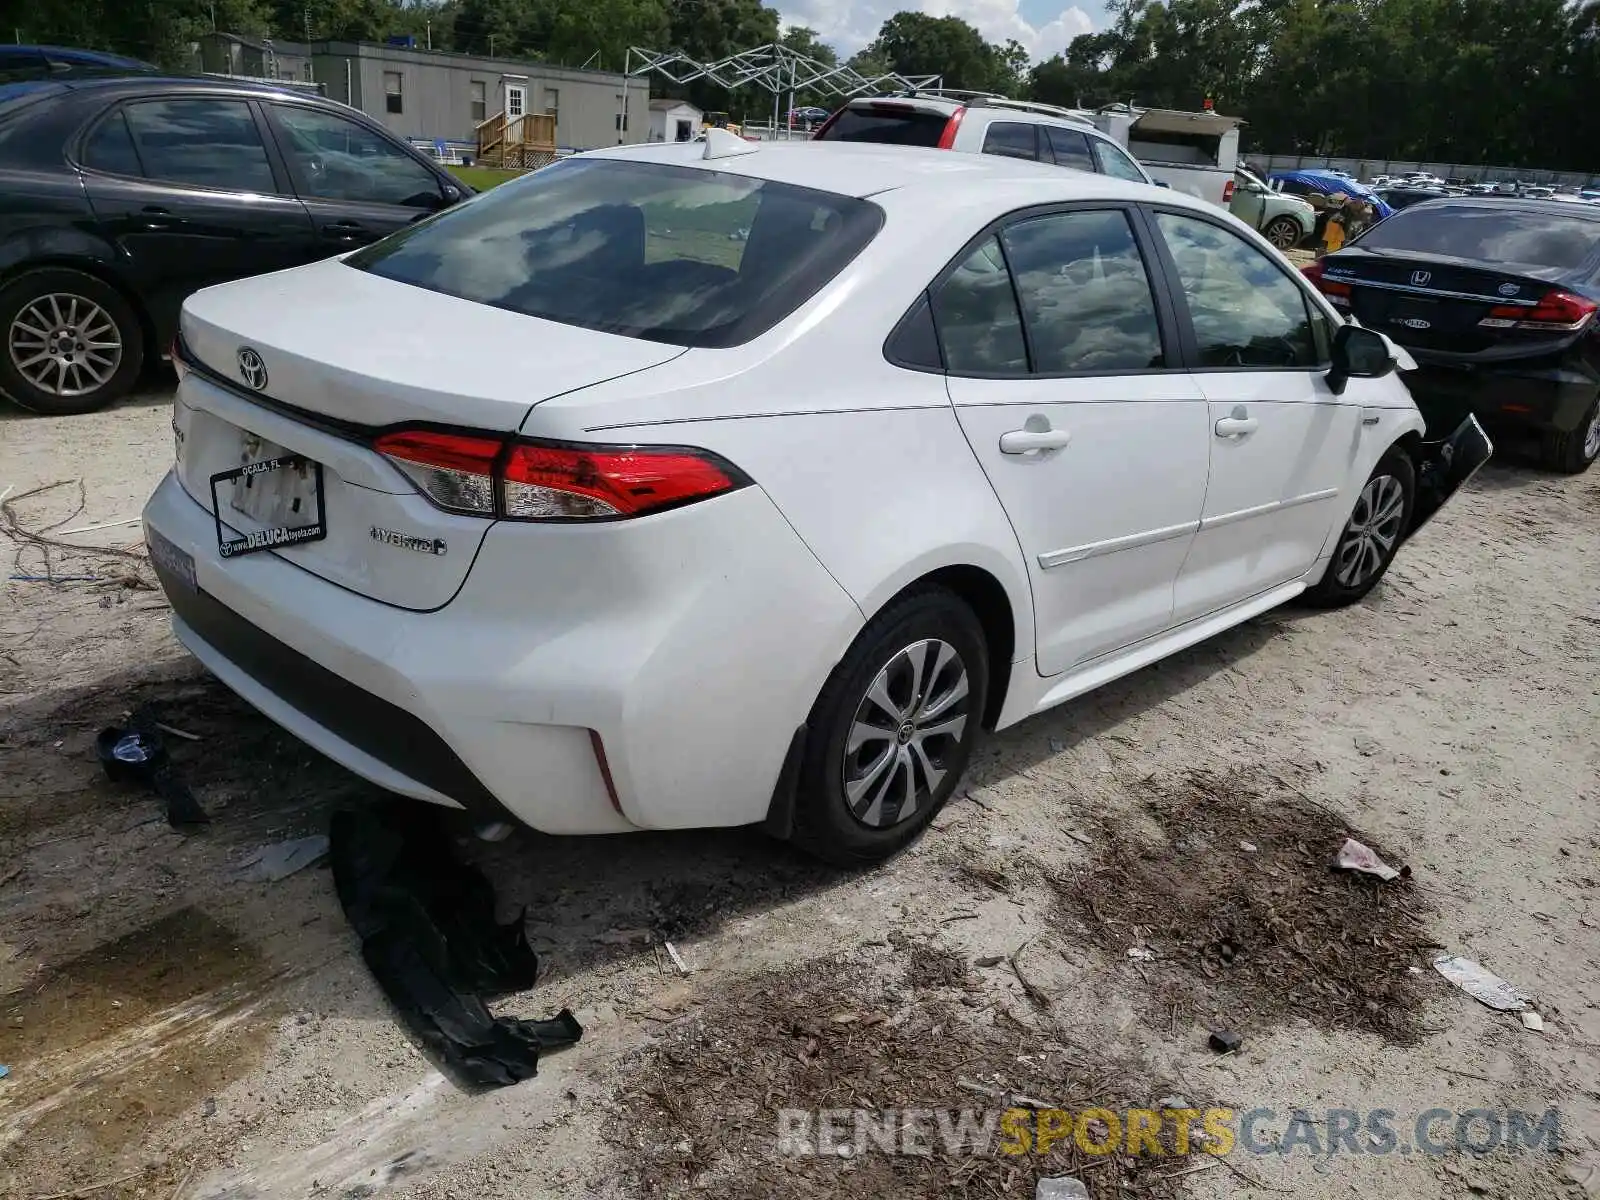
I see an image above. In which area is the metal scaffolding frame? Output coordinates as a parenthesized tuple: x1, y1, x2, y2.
(621, 44, 941, 139)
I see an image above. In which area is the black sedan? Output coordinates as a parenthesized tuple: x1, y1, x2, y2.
(1304, 198, 1600, 472)
(1372, 185, 1448, 212)
(0, 74, 470, 414)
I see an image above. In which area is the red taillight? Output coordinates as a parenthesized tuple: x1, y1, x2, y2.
(1222, 179, 1235, 203)
(937, 105, 966, 150)
(374, 430, 502, 515)
(1480, 289, 1597, 332)
(1301, 259, 1352, 306)
(374, 429, 746, 521)
(170, 336, 189, 382)
(588, 729, 622, 813)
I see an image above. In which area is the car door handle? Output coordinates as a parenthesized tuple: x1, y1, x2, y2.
(139, 205, 178, 229)
(999, 428, 1073, 454)
(1214, 416, 1259, 438)
(321, 220, 368, 240)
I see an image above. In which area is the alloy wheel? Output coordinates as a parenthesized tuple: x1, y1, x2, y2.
(1334, 474, 1406, 588)
(8, 293, 123, 398)
(1265, 219, 1299, 250)
(1584, 405, 1600, 463)
(841, 638, 970, 829)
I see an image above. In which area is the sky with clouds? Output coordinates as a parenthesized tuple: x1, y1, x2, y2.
(779, 0, 1112, 62)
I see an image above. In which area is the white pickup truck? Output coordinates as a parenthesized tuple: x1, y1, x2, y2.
(1093, 105, 1243, 209)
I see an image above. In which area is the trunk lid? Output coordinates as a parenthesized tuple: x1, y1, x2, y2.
(1326, 249, 1577, 356)
(174, 258, 685, 611)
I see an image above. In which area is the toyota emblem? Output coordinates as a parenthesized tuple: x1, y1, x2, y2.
(237, 347, 268, 391)
(1410, 270, 1433, 287)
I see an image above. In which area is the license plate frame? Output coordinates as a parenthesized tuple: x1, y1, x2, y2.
(208, 454, 327, 560)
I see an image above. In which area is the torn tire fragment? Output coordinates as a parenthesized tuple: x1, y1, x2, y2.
(329, 807, 582, 1087)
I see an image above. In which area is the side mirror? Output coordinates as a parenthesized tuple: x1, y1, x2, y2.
(441, 184, 463, 205)
(1327, 323, 1395, 395)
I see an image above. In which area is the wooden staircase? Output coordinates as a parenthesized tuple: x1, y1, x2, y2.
(475, 111, 558, 169)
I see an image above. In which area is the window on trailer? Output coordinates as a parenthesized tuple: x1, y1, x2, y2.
(384, 71, 402, 114)
(470, 80, 486, 122)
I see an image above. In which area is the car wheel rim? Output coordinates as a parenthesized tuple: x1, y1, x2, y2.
(1334, 474, 1405, 588)
(1267, 221, 1297, 248)
(842, 637, 970, 829)
(8, 293, 122, 398)
(1584, 406, 1600, 461)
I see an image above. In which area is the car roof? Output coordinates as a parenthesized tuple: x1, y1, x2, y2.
(43, 72, 330, 102)
(0, 45, 157, 68)
(1386, 195, 1600, 221)
(585, 138, 1193, 207)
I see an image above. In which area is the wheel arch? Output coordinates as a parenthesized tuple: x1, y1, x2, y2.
(0, 254, 157, 360)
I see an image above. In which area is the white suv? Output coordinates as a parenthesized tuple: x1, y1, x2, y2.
(814, 91, 1155, 187)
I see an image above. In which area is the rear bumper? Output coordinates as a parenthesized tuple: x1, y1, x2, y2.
(1405, 358, 1599, 435)
(142, 470, 863, 834)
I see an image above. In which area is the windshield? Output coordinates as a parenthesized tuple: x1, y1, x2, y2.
(1357, 204, 1600, 269)
(349, 157, 883, 348)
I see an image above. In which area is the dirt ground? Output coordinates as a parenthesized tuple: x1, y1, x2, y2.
(1, 383, 1598, 1200)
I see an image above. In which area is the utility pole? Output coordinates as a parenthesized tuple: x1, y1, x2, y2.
(426, 21, 432, 50)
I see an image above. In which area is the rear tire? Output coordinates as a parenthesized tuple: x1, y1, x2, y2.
(1539, 396, 1600, 474)
(0, 268, 144, 416)
(1304, 449, 1416, 608)
(1263, 216, 1302, 250)
(790, 587, 988, 867)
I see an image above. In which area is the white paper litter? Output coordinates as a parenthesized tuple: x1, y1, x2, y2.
(1520, 1011, 1544, 1032)
(1036, 1177, 1090, 1200)
(1334, 837, 1403, 881)
(1126, 947, 1156, 962)
(240, 835, 329, 882)
(1433, 953, 1529, 1012)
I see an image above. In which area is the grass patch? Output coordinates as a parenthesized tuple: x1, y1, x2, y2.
(448, 165, 526, 191)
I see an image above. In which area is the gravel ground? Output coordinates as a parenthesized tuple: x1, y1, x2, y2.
(1, 385, 1597, 1200)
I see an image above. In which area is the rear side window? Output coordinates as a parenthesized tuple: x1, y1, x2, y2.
(123, 98, 275, 193)
(1356, 204, 1600, 270)
(1091, 138, 1148, 183)
(1155, 211, 1318, 369)
(931, 236, 1027, 374)
(1043, 126, 1093, 171)
(1002, 210, 1164, 372)
(982, 122, 1038, 161)
(81, 110, 143, 176)
(816, 104, 948, 146)
(349, 158, 883, 349)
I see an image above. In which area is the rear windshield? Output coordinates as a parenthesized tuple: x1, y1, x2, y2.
(1358, 204, 1600, 270)
(817, 104, 949, 147)
(349, 157, 883, 348)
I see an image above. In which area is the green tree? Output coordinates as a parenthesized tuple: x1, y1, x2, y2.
(865, 12, 1001, 91)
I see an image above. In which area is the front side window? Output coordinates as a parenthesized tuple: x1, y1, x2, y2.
(384, 71, 403, 114)
(1154, 211, 1318, 369)
(122, 98, 275, 193)
(1002, 210, 1164, 373)
(81, 109, 143, 177)
(1043, 126, 1093, 171)
(349, 158, 883, 348)
(931, 236, 1028, 374)
(272, 104, 441, 208)
(982, 122, 1037, 161)
(1091, 137, 1148, 183)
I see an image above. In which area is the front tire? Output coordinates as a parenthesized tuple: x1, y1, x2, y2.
(1540, 396, 1600, 474)
(790, 588, 988, 867)
(1304, 449, 1416, 608)
(0, 268, 144, 416)
(1263, 216, 1303, 250)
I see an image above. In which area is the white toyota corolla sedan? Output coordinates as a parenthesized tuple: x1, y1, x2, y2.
(142, 133, 1489, 865)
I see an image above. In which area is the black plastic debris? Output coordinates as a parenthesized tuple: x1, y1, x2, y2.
(1208, 1028, 1243, 1054)
(329, 807, 582, 1088)
(95, 711, 209, 829)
